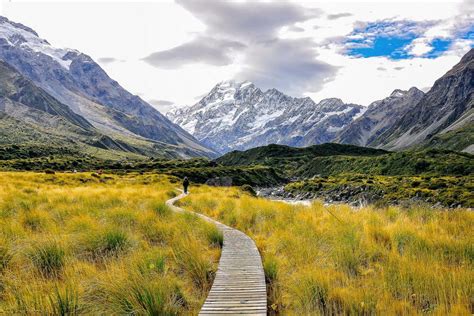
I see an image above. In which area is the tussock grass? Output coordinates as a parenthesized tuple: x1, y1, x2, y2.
(180, 185, 474, 315)
(0, 242, 12, 273)
(0, 172, 220, 314)
(81, 228, 131, 260)
(204, 224, 224, 248)
(173, 239, 214, 293)
(152, 201, 172, 217)
(29, 240, 65, 278)
(48, 285, 80, 315)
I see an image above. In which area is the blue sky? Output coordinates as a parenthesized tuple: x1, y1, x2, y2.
(346, 20, 473, 60)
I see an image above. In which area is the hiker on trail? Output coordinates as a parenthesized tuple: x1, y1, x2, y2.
(183, 177, 190, 194)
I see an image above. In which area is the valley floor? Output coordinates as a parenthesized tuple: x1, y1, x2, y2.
(0, 171, 472, 315)
(178, 185, 473, 315)
(0, 172, 221, 314)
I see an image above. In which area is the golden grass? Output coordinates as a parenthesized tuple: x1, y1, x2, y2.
(179, 185, 474, 315)
(0, 172, 220, 314)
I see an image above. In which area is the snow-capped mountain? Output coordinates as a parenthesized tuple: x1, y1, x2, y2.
(167, 80, 365, 153)
(336, 87, 425, 147)
(0, 16, 215, 158)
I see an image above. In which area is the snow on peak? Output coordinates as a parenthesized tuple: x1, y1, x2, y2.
(215, 79, 254, 90)
(169, 81, 364, 153)
(390, 89, 407, 98)
(0, 16, 76, 70)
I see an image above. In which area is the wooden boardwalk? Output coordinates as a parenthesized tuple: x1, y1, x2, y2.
(166, 193, 267, 315)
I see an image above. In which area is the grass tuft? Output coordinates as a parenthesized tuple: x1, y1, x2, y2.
(152, 202, 172, 217)
(205, 225, 223, 248)
(83, 229, 130, 260)
(48, 285, 80, 315)
(0, 242, 12, 273)
(29, 241, 65, 278)
(173, 240, 213, 293)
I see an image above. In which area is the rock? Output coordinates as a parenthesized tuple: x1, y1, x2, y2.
(205, 177, 233, 187)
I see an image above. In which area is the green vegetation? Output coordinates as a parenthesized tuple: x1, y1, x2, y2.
(422, 123, 474, 153)
(179, 185, 474, 315)
(0, 172, 220, 314)
(296, 149, 473, 177)
(215, 143, 473, 207)
(2, 142, 472, 207)
(216, 143, 388, 176)
(0, 153, 284, 187)
(285, 174, 474, 208)
(217, 144, 473, 178)
(166, 165, 284, 186)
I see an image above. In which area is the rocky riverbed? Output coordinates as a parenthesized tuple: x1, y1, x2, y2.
(257, 186, 375, 207)
(256, 184, 460, 209)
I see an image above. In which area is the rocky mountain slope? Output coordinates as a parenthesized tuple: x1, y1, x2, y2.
(372, 48, 473, 153)
(0, 16, 215, 158)
(0, 60, 190, 159)
(167, 80, 365, 153)
(336, 87, 425, 146)
(170, 50, 473, 154)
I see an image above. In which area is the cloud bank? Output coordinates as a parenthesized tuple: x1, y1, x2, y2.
(143, 0, 338, 96)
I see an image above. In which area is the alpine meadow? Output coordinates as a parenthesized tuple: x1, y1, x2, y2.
(0, 1, 473, 315)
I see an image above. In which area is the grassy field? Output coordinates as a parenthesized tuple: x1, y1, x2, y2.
(178, 185, 474, 315)
(0, 172, 221, 314)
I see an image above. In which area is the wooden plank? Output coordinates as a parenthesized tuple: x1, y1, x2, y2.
(167, 193, 267, 315)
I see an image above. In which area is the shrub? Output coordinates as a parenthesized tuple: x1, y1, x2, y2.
(411, 181, 421, 187)
(241, 184, 257, 197)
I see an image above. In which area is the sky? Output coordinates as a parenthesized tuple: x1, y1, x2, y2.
(1, 0, 473, 112)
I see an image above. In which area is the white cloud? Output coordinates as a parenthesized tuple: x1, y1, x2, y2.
(310, 50, 463, 105)
(0, 0, 472, 110)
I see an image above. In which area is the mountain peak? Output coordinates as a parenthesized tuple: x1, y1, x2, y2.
(319, 97, 344, 105)
(215, 80, 254, 90)
(390, 89, 407, 97)
(0, 15, 215, 158)
(389, 87, 424, 98)
(0, 16, 38, 37)
(0, 15, 75, 70)
(169, 82, 363, 153)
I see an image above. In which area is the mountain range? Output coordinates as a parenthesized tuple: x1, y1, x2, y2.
(169, 49, 473, 154)
(0, 16, 215, 159)
(167, 81, 365, 153)
(0, 15, 472, 160)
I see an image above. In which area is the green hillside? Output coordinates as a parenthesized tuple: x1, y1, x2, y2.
(296, 149, 473, 177)
(216, 143, 388, 176)
(216, 143, 473, 178)
(421, 122, 474, 153)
